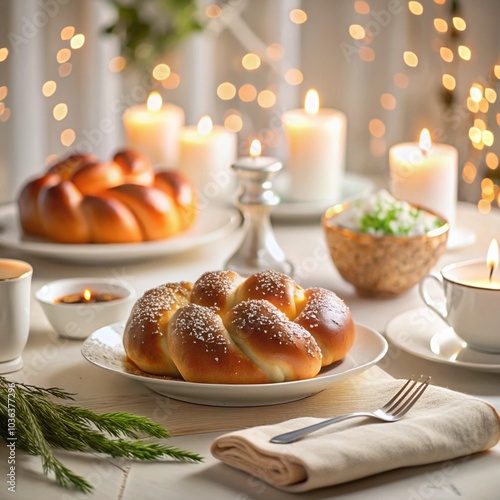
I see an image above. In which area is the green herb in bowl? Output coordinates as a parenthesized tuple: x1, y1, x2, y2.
(352, 190, 443, 236)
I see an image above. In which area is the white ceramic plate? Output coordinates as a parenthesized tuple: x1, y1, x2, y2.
(81, 322, 388, 407)
(385, 307, 500, 373)
(271, 173, 374, 222)
(0, 204, 241, 264)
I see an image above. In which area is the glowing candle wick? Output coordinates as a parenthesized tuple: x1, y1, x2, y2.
(487, 239, 498, 281)
(249, 139, 261, 160)
(419, 128, 432, 157)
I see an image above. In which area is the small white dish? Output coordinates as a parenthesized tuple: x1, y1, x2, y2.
(385, 307, 500, 372)
(36, 278, 135, 340)
(271, 173, 375, 222)
(0, 205, 241, 264)
(81, 322, 388, 407)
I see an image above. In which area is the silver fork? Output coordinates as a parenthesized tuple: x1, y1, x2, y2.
(270, 375, 431, 444)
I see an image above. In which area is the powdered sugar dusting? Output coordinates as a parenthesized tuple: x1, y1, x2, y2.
(83, 335, 124, 370)
(83, 335, 183, 380)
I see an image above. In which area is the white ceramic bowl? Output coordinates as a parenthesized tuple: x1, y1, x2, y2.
(35, 278, 135, 340)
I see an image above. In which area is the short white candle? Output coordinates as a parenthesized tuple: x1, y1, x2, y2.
(123, 91, 184, 168)
(389, 129, 458, 226)
(234, 139, 282, 170)
(282, 89, 346, 202)
(177, 115, 237, 201)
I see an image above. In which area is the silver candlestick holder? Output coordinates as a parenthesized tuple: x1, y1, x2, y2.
(224, 154, 293, 277)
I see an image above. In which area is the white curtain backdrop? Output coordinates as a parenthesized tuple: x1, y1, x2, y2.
(1, 0, 499, 204)
(0, 0, 122, 202)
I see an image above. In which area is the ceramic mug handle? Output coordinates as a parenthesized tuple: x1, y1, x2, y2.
(419, 273, 449, 322)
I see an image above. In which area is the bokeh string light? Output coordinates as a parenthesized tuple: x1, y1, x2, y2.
(40, 24, 88, 160)
(351, 0, 500, 211)
(466, 69, 500, 213)
(198, 2, 306, 150)
(0, 48, 9, 123)
(2, 2, 499, 211)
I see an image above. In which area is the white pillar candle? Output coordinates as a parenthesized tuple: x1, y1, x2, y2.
(123, 91, 184, 168)
(389, 129, 458, 226)
(282, 89, 346, 202)
(177, 115, 237, 202)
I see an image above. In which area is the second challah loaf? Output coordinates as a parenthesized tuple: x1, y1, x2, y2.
(17, 149, 197, 243)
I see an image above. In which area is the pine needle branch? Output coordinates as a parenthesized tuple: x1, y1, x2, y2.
(0, 376, 203, 493)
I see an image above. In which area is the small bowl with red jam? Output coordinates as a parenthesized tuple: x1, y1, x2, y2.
(35, 278, 135, 339)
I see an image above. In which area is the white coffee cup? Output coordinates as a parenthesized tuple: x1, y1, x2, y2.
(419, 259, 500, 353)
(0, 259, 33, 372)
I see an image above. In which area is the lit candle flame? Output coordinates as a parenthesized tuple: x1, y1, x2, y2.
(487, 238, 499, 280)
(304, 89, 319, 115)
(83, 289, 92, 301)
(147, 91, 162, 112)
(197, 115, 213, 136)
(249, 139, 261, 159)
(419, 128, 432, 154)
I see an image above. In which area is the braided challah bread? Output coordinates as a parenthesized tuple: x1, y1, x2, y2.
(17, 149, 197, 243)
(123, 270, 355, 384)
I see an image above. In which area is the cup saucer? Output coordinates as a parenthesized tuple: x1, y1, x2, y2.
(385, 307, 500, 372)
(0, 356, 23, 374)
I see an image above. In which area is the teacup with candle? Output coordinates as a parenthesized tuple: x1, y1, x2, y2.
(36, 278, 135, 340)
(419, 239, 500, 353)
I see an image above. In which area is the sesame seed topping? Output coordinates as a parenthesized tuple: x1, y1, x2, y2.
(127, 282, 191, 335)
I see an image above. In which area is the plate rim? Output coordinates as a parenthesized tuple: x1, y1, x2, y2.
(271, 172, 375, 220)
(385, 307, 500, 371)
(0, 204, 241, 263)
(81, 322, 388, 405)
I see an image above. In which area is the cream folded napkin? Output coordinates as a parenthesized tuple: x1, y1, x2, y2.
(211, 379, 500, 492)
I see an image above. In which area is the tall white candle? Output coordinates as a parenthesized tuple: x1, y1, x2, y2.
(177, 115, 237, 202)
(282, 89, 346, 202)
(123, 91, 184, 168)
(389, 129, 458, 226)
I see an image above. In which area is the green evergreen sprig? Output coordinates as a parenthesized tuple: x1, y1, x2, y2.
(104, 0, 203, 68)
(0, 376, 202, 493)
